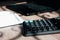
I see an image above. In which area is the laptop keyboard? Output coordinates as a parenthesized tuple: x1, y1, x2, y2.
(22, 17, 60, 36)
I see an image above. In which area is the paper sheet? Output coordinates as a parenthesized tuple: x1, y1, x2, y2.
(0, 11, 24, 27)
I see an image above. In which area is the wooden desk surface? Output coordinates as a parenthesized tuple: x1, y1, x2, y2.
(0, 6, 60, 40)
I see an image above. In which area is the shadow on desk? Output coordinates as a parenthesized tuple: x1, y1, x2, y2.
(9, 26, 41, 40)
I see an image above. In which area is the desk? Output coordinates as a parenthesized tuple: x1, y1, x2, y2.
(0, 6, 60, 40)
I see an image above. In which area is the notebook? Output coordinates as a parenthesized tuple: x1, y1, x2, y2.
(0, 11, 24, 27)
